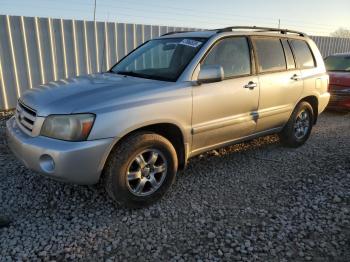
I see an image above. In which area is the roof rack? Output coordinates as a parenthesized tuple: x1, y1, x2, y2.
(161, 30, 194, 36)
(216, 26, 307, 36)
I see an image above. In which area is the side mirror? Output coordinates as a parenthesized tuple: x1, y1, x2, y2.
(197, 65, 224, 84)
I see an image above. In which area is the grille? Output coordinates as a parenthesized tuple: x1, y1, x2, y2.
(329, 95, 347, 103)
(331, 90, 349, 96)
(16, 100, 37, 134)
(330, 85, 350, 94)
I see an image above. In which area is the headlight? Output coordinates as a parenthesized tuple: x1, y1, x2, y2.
(41, 114, 95, 141)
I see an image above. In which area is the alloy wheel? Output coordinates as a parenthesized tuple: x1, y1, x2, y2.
(294, 109, 310, 139)
(126, 149, 167, 196)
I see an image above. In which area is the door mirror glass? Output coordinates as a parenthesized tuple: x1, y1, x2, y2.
(197, 64, 224, 84)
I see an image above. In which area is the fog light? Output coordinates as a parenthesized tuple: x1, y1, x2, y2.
(39, 154, 55, 173)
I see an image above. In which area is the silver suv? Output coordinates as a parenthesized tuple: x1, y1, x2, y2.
(6, 26, 330, 207)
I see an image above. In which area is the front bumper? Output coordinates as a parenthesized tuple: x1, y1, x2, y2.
(6, 116, 114, 185)
(327, 92, 350, 111)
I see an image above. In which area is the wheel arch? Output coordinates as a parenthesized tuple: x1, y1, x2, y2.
(299, 95, 319, 124)
(100, 122, 188, 180)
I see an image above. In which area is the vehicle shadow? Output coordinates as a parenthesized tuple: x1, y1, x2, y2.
(324, 108, 350, 115)
(186, 134, 281, 167)
(1, 133, 282, 215)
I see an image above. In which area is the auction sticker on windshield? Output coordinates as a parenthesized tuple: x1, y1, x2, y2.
(179, 39, 203, 48)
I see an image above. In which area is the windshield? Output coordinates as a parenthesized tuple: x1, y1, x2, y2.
(110, 37, 206, 81)
(324, 55, 350, 72)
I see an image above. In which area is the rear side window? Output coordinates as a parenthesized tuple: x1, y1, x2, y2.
(290, 40, 315, 69)
(253, 38, 286, 73)
(281, 39, 296, 70)
(202, 37, 251, 78)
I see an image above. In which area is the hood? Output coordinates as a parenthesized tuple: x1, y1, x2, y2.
(20, 73, 175, 116)
(328, 71, 350, 87)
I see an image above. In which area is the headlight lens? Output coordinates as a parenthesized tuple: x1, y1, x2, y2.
(41, 114, 95, 141)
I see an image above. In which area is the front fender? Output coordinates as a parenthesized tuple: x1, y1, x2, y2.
(87, 87, 193, 143)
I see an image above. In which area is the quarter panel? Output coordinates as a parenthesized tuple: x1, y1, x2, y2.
(297, 38, 329, 115)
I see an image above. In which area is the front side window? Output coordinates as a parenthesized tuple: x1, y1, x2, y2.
(253, 38, 286, 73)
(111, 38, 206, 81)
(324, 55, 350, 72)
(290, 40, 316, 69)
(202, 37, 251, 78)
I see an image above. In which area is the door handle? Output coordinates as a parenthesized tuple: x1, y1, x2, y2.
(244, 81, 257, 90)
(291, 74, 301, 81)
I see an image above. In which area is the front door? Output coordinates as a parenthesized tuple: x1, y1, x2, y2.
(191, 36, 259, 152)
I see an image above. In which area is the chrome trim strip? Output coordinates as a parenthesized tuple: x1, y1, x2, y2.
(17, 106, 36, 121)
(15, 116, 32, 136)
(257, 105, 293, 119)
(15, 100, 38, 136)
(191, 105, 290, 135)
(192, 112, 256, 135)
(18, 117, 33, 130)
(18, 100, 36, 115)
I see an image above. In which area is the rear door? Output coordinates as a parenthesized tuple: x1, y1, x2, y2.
(289, 39, 318, 93)
(252, 37, 303, 132)
(191, 36, 259, 152)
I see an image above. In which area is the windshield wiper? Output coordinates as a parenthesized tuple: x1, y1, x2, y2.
(111, 70, 173, 81)
(114, 71, 143, 77)
(114, 70, 157, 80)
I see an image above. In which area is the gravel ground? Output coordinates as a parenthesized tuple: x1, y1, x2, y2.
(0, 110, 349, 261)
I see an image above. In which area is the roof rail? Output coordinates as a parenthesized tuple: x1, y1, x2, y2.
(216, 26, 307, 37)
(161, 30, 194, 36)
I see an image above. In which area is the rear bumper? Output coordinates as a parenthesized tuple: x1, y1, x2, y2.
(6, 116, 114, 185)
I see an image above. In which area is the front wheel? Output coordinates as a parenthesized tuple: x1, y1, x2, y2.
(102, 132, 178, 208)
(279, 101, 314, 148)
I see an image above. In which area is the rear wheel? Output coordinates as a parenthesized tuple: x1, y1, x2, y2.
(279, 101, 314, 148)
(103, 132, 178, 208)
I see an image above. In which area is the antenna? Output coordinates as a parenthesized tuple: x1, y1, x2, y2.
(93, 0, 97, 21)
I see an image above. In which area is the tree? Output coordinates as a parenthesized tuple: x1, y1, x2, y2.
(330, 28, 350, 38)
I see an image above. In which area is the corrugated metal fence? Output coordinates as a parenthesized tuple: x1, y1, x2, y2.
(0, 15, 196, 110)
(0, 15, 350, 110)
(311, 36, 350, 58)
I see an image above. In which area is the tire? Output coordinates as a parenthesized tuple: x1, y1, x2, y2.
(279, 101, 314, 148)
(102, 132, 178, 208)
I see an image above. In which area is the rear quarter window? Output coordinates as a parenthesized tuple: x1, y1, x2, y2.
(253, 38, 286, 73)
(290, 40, 316, 69)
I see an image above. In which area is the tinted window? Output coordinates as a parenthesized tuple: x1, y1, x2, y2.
(281, 39, 296, 69)
(202, 37, 251, 78)
(324, 55, 350, 72)
(254, 38, 286, 72)
(290, 40, 315, 69)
